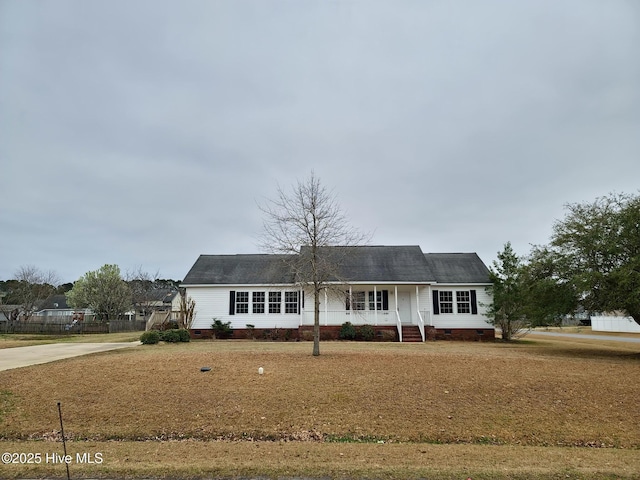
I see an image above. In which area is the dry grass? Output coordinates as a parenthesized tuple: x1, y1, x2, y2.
(0, 338, 638, 479)
(0, 332, 140, 349)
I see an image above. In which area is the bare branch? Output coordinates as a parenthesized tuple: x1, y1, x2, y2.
(258, 171, 370, 355)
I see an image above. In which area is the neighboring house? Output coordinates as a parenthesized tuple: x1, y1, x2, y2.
(36, 295, 75, 318)
(134, 288, 180, 322)
(35, 295, 92, 323)
(591, 315, 640, 333)
(135, 288, 182, 330)
(182, 245, 494, 342)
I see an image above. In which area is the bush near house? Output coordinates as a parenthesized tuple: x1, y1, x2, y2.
(339, 322, 357, 340)
(358, 324, 375, 341)
(211, 318, 233, 339)
(140, 331, 160, 344)
(140, 329, 190, 344)
(339, 322, 377, 341)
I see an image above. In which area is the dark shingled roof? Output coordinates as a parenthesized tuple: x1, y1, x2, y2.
(182, 254, 295, 285)
(182, 247, 491, 285)
(304, 245, 434, 283)
(423, 253, 491, 283)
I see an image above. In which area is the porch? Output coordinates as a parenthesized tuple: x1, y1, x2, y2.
(299, 285, 433, 342)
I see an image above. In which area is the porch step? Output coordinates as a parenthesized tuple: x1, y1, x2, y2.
(401, 325, 423, 342)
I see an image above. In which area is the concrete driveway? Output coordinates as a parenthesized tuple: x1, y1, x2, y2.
(0, 342, 140, 371)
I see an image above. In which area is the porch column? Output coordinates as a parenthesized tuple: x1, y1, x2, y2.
(429, 286, 434, 326)
(374, 285, 378, 326)
(324, 288, 328, 326)
(394, 286, 398, 321)
(416, 285, 420, 317)
(349, 285, 352, 321)
(300, 288, 303, 327)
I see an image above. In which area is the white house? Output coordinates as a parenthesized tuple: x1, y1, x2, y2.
(591, 315, 640, 333)
(181, 245, 494, 342)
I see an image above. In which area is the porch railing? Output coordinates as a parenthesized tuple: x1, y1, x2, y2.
(300, 310, 396, 326)
(420, 310, 432, 326)
(416, 311, 425, 342)
(395, 310, 402, 342)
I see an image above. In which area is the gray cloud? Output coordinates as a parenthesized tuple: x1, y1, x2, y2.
(1, 0, 639, 282)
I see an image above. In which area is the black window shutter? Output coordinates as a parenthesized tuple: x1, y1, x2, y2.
(229, 291, 236, 315)
(382, 290, 389, 311)
(470, 290, 478, 315)
(432, 290, 440, 315)
(345, 291, 350, 311)
(302, 291, 305, 309)
(297, 291, 301, 313)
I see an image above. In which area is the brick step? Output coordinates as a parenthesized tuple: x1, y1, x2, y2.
(401, 325, 423, 342)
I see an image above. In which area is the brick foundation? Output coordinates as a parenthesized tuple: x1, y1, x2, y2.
(430, 327, 495, 341)
(190, 326, 493, 342)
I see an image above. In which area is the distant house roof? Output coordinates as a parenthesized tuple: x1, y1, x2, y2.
(143, 288, 179, 303)
(39, 295, 70, 310)
(182, 246, 491, 286)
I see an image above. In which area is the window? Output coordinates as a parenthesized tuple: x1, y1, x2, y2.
(253, 292, 265, 314)
(236, 291, 249, 314)
(346, 291, 365, 311)
(285, 291, 298, 313)
(368, 290, 389, 311)
(456, 291, 471, 313)
(269, 292, 281, 313)
(433, 289, 478, 316)
(439, 291, 453, 314)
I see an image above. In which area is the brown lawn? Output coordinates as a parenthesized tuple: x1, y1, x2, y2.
(0, 337, 638, 479)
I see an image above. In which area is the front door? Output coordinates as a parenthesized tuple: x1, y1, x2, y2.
(398, 291, 413, 324)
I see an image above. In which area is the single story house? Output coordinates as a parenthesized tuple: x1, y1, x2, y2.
(181, 245, 494, 342)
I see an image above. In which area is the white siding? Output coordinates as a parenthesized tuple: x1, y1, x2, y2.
(187, 283, 494, 331)
(430, 285, 493, 329)
(591, 315, 640, 333)
(187, 285, 302, 330)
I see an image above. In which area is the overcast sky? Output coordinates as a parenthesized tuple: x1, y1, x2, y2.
(1, 1, 639, 283)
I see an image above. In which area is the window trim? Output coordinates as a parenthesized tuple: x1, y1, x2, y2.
(456, 291, 471, 314)
(268, 291, 282, 314)
(253, 291, 265, 314)
(235, 291, 249, 314)
(285, 291, 299, 314)
(439, 290, 454, 314)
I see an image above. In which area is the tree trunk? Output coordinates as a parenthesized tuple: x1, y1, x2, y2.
(502, 319, 512, 341)
(313, 287, 320, 356)
(630, 312, 640, 327)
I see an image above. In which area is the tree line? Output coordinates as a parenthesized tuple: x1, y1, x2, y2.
(489, 191, 640, 340)
(0, 265, 183, 325)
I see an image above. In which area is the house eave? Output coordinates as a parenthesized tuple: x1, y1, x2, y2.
(182, 281, 440, 288)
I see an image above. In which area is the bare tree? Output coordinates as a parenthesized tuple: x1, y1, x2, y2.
(4, 265, 60, 323)
(126, 266, 162, 322)
(259, 171, 368, 356)
(177, 291, 196, 329)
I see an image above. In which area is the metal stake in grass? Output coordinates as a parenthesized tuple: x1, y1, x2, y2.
(57, 401, 71, 480)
